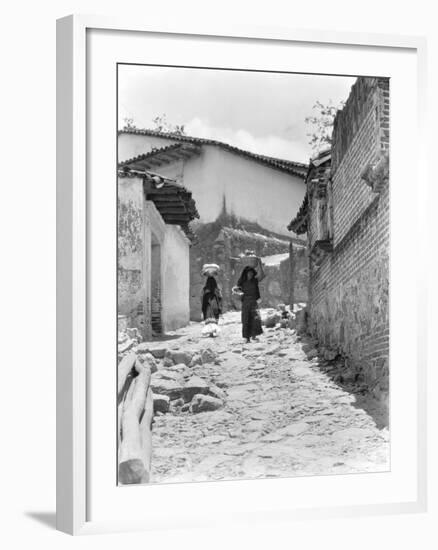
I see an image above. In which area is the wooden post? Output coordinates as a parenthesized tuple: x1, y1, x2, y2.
(140, 387, 154, 478)
(118, 363, 152, 484)
(117, 401, 123, 451)
(289, 240, 295, 309)
(118, 371, 137, 464)
(117, 351, 137, 400)
(143, 201, 154, 340)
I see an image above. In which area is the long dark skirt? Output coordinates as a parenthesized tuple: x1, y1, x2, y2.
(203, 296, 221, 323)
(241, 298, 263, 339)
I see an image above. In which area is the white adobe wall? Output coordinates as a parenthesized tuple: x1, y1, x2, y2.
(119, 133, 177, 161)
(161, 225, 191, 332)
(118, 133, 306, 237)
(146, 202, 191, 334)
(118, 173, 191, 337)
(184, 146, 305, 236)
(118, 175, 151, 338)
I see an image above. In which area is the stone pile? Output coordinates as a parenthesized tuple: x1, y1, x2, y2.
(261, 307, 298, 331)
(118, 327, 142, 357)
(117, 339, 227, 484)
(134, 344, 226, 415)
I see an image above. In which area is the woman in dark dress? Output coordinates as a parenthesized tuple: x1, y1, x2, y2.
(201, 276, 222, 323)
(236, 259, 265, 343)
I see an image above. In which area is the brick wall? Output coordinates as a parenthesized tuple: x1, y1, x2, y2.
(307, 77, 390, 409)
(290, 246, 309, 303)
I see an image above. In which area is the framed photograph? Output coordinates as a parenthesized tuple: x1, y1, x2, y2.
(57, 15, 427, 535)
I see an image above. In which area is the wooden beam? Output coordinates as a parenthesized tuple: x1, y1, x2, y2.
(179, 151, 198, 159)
(156, 207, 187, 215)
(152, 196, 185, 203)
(163, 218, 192, 225)
(161, 215, 191, 221)
(147, 194, 183, 202)
(117, 352, 137, 400)
(129, 163, 149, 171)
(158, 153, 180, 162)
(148, 159, 164, 167)
(146, 188, 183, 196)
(159, 210, 189, 217)
(139, 387, 153, 480)
(156, 206, 187, 213)
(118, 364, 152, 485)
(153, 201, 184, 209)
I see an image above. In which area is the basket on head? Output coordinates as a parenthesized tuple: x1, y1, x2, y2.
(239, 250, 258, 268)
(202, 263, 220, 277)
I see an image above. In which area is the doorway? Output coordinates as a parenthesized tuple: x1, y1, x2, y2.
(151, 232, 162, 335)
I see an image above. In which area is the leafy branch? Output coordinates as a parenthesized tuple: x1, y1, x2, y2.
(121, 114, 186, 136)
(151, 114, 186, 135)
(305, 100, 345, 156)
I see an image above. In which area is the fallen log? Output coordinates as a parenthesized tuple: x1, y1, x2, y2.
(117, 352, 137, 400)
(118, 371, 137, 464)
(139, 387, 154, 477)
(118, 363, 152, 485)
(137, 360, 153, 476)
(117, 401, 123, 451)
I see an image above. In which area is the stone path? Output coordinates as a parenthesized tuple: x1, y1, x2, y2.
(150, 311, 389, 483)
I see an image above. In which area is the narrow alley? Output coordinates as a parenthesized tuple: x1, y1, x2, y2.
(143, 310, 389, 484)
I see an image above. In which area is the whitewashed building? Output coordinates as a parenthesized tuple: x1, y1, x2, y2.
(119, 129, 307, 237)
(119, 129, 308, 320)
(118, 169, 198, 339)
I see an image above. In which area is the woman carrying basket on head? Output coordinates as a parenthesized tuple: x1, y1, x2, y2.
(200, 263, 223, 337)
(201, 275, 222, 324)
(234, 252, 265, 343)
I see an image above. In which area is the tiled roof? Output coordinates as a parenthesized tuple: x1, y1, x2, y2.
(288, 150, 332, 234)
(118, 167, 199, 238)
(288, 194, 308, 234)
(119, 128, 308, 179)
(119, 143, 201, 171)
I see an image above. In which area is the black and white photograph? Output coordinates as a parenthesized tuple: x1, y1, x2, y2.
(116, 64, 390, 485)
(1, 0, 434, 543)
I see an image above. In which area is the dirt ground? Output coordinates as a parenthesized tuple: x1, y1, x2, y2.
(148, 310, 390, 484)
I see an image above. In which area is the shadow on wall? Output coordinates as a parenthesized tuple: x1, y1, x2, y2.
(298, 333, 389, 430)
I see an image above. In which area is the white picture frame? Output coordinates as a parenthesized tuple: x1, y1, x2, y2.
(56, 14, 428, 535)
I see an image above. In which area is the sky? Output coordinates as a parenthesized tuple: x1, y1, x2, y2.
(118, 65, 357, 164)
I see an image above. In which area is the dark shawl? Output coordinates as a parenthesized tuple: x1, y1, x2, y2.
(202, 276, 222, 318)
(237, 266, 260, 301)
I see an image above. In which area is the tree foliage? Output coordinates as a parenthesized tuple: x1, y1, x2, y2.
(121, 114, 186, 135)
(151, 114, 186, 135)
(122, 117, 137, 130)
(305, 100, 345, 156)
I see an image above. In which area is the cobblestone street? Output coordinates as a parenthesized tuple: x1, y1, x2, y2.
(149, 311, 389, 483)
